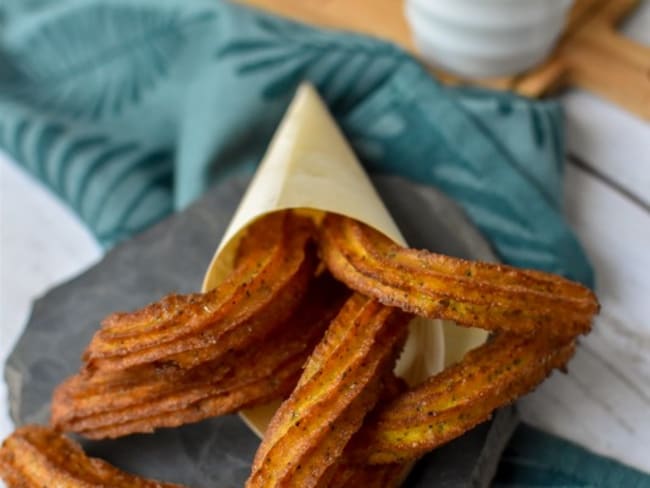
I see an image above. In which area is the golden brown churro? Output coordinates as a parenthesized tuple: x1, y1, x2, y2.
(320, 213, 598, 339)
(52, 273, 348, 439)
(0, 425, 185, 487)
(246, 294, 410, 487)
(85, 212, 318, 372)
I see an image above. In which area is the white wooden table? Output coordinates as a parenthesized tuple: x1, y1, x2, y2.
(1, 2, 649, 479)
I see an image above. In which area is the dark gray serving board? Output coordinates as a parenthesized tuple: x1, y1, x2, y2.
(5, 174, 517, 487)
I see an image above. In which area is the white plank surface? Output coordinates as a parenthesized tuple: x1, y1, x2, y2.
(0, 151, 101, 445)
(563, 0, 650, 208)
(565, 91, 650, 208)
(517, 6, 650, 471)
(518, 163, 650, 473)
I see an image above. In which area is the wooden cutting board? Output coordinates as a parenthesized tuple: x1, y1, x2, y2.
(239, 0, 650, 120)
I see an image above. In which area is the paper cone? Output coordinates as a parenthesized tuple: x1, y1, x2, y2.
(202, 84, 483, 437)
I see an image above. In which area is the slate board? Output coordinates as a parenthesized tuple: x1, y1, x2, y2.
(5, 174, 518, 488)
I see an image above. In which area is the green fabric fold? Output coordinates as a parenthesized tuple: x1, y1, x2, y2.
(0, 0, 592, 285)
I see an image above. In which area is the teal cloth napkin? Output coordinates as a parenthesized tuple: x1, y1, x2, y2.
(1, 0, 648, 486)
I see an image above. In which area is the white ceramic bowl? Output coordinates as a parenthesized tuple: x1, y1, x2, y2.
(405, 0, 574, 78)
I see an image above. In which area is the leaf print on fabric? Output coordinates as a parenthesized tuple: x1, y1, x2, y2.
(352, 117, 584, 281)
(454, 87, 566, 208)
(217, 13, 408, 113)
(0, 0, 57, 24)
(351, 119, 551, 266)
(366, 113, 406, 138)
(341, 63, 593, 286)
(0, 112, 173, 247)
(0, 3, 216, 120)
(428, 163, 563, 269)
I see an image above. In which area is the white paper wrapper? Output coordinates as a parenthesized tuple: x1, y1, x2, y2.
(202, 84, 485, 437)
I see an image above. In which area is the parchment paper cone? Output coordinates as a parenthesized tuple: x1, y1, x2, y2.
(202, 84, 487, 437)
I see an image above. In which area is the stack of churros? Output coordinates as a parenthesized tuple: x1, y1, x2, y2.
(0, 210, 599, 488)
